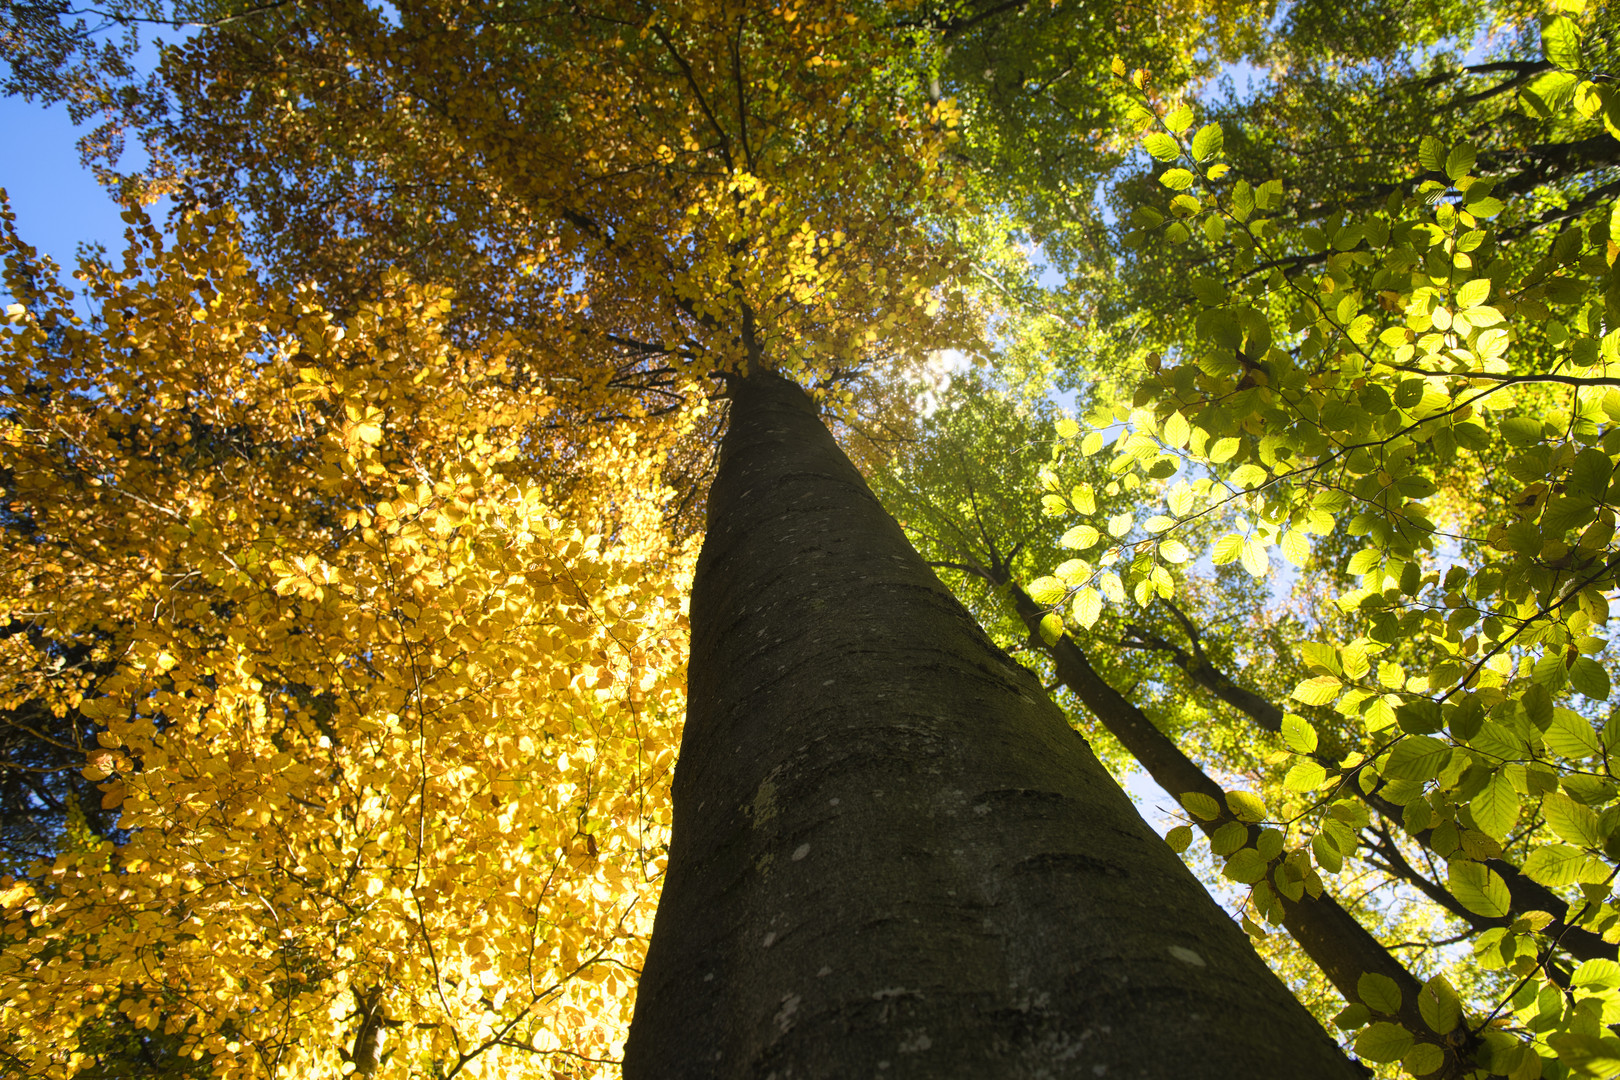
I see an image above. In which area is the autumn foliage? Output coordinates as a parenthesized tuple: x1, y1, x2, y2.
(8, 0, 1620, 1075)
(0, 202, 691, 1077)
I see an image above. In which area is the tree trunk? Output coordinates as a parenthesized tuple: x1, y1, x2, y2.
(624, 370, 1359, 1079)
(1005, 585, 1476, 1072)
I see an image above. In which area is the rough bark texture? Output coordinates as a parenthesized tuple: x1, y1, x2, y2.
(1006, 586, 1473, 1070)
(624, 371, 1359, 1079)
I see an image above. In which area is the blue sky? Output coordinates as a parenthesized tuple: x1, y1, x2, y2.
(1, 94, 135, 269)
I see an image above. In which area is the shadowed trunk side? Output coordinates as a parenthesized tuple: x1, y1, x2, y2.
(625, 369, 1359, 1079)
(1006, 583, 1478, 1074)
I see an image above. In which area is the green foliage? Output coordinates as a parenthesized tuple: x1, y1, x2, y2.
(1012, 0, 1620, 1071)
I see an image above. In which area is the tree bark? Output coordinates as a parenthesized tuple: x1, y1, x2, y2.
(624, 371, 1359, 1079)
(1005, 585, 1478, 1072)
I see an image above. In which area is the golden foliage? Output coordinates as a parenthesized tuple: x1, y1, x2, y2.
(0, 200, 691, 1078)
(0, 2, 989, 1074)
(159, 0, 975, 401)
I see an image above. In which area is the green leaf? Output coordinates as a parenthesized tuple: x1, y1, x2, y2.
(1210, 821, 1248, 856)
(1546, 708, 1602, 759)
(1181, 791, 1221, 821)
(1209, 436, 1239, 463)
(1455, 278, 1490, 308)
(1334, 1003, 1372, 1031)
(1562, 774, 1616, 805)
(1280, 529, 1310, 567)
(1312, 831, 1343, 873)
(1444, 144, 1476, 182)
(1070, 587, 1102, 629)
(1230, 463, 1267, 489)
(1397, 699, 1443, 735)
(1347, 314, 1376, 345)
(1239, 535, 1269, 578)
(1098, 572, 1125, 604)
(1402, 1043, 1444, 1077)
(1570, 658, 1611, 701)
(1418, 975, 1461, 1035)
(1418, 136, 1447, 172)
(1226, 790, 1268, 823)
(1055, 417, 1080, 439)
(1166, 483, 1194, 517)
(1054, 558, 1090, 585)
(1348, 548, 1382, 576)
(1158, 539, 1192, 564)
(1542, 14, 1583, 68)
(1358, 972, 1402, 1015)
(1282, 713, 1319, 753)
(1383, 736, 1452, 782)
(1340, 641, 1370, 680)
(1470, 772, 1519, 840)
(1060, 525, 1101, 550)
(1161, 410, 1190, 448)
(1448, 860, 1511, 918)
(1546, 1033, 1620, 1076)
(1168, 196, 1200, 219)
(1354, 1022, 1414, 1064)
(1190, 123, 1223, 161)
(1544, 792, 1604, 847)
(1160, 168, 1196, 190)
(1232, 181, 1255, 219)
(1107, 512, 1133, 538)
(1222, 847, 1268, 884)
(1285, 760, 1327, 792)
(1165, 824, 1193, 853)
(1364, 695, 1398, 734)
(1212, 533, 1244, 566)
(1572, 958, 1620, 990)
(1292, 676, 1342, 707)
(1080, 431, 1104, 455)
(1469, 721, 1526, 762)
(1465, 195, 1504, 219)
(1521, 843, 1587, 887)
(1030, 608, 1061, 644)
(1027, 576, 1067, 605)
(1143, 131, 1180, 161)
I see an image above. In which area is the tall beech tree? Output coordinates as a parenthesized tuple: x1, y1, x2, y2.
(25, 0, 1620, 1075)
(625, 365, 1359, 1077)
(0, 0, 1374, 1076)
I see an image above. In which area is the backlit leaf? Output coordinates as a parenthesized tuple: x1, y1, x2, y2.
(1447, 860, 1510, 918)
(1354, 1022, 1413, 1064)
(1190, 123, 1223, 161)
(1357, 972, 1402, 1015)
(1292, 676, 1342, 706)
(1418, 976, 1460, 1035)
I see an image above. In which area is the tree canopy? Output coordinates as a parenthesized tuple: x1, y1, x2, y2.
(2, 0, 1620, 1076)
